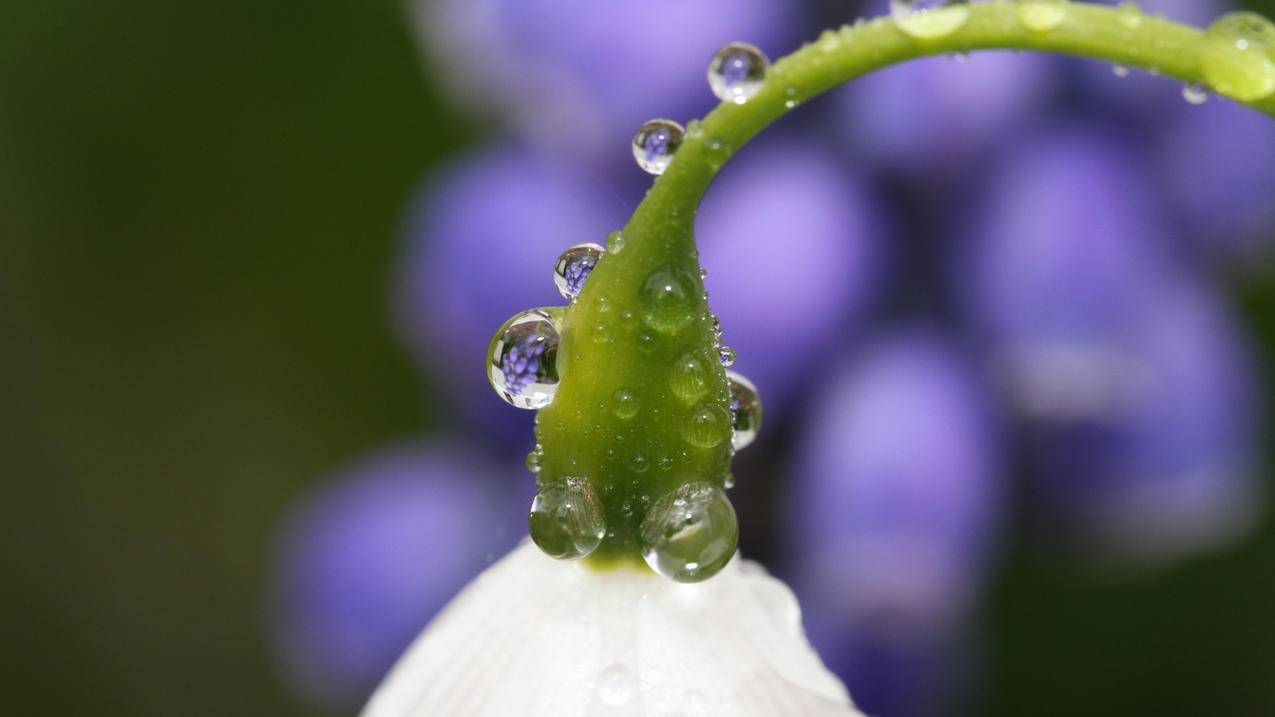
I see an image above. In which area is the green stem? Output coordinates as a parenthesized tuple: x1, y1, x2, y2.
(537, 2, 1274, 574)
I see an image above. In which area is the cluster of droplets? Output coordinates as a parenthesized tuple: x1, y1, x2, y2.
(487, 232, 764, 582)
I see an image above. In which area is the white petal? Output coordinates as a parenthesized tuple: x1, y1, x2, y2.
(364, 541, 863, 717)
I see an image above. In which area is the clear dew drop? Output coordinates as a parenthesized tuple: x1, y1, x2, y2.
(1116, 1, 1144, 29)
(1015, 0, 1068, 32)
(529, 477, 606, 560)
(681, 402, 733, 449)
(636, 331, 658, 353)
(669, 352, 710, 403)
(632, 119, 685, 175)
(1182, 82, 1210, 104)
(630, 452, 649, 472)
(525, 444, 543, 474)
(612, 387, 640, 420)
(1112, 64, 1130, 77)
(640, 264, 698, 334)
(596, 663, 634, 707)
(487, 308, 561, 410)
(1201, 12, 1275, 102)
(718, 346, 737, 367)
(726, 370, 763, 451)
(707, 41, 769, 104)
(606, 230, 625, 254)
(553, 242, 605, 301)
(639, 482, 738, 583)
(890, 0, 970, 39)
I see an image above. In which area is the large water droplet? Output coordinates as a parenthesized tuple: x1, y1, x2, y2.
(1015, 0, 1068, 31)
(1201, 12, 1275, 101)
(726, 371, 763, 451)
(639, 482, 738, 583)
(890, 0, 970, 39)
(640, 264, 697, 334)
(707, 42, 769, 104)
(612, 387, 640, 419)
(1182, 82, 1210, 104)
(553, 243, 605, 301)
(669, 352, 710, 403)
(681, 402, 732, 449)
(632, 119, 685, 175)
(529, 477, 606, 560)
(488, 308, 561, 409)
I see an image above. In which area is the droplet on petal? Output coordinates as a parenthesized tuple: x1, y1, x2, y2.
(488, 308, 562, 409)
(632, 119, 685, 175)
(708, 42, 769, 104)
(890, 0, 970, 39)
(529, 477, 606, 560)
(727, 371, 763, 451)
(553, 242, 606, 301)
(640, 482, 738, 582)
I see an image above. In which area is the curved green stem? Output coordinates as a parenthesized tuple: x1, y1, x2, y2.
(536, 2, 1274, 574)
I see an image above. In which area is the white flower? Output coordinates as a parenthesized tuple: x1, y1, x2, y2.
(364, 540, 864, 716)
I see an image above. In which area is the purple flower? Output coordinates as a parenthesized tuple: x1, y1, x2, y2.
(394, 145, 625, 447)
(416, 0, 796, 167)
(696, 137, 886, 416)
(788, 330, 1003, 717)
(836, 47, 1054, 175)
(271, 443, 526, 710)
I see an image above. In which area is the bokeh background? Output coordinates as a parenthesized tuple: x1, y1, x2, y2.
(5, 0, 1275, 715)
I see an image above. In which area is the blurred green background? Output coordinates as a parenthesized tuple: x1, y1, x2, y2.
(2, 1, 1273, 714)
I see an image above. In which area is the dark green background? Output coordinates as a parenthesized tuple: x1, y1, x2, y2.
(2, 1, 1272, 714)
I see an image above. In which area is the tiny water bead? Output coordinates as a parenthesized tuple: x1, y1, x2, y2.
(1201, 12, 1275, 102)
(717, 346, 736, 368)
(1015, 0, 1068, 32)
(611, 387, 640, 420)
(670, 352, 710, 403)
(890, 0, 970, 40)
(681, 402, 733, 449)
(632, 119, 685, 175)
(707, 42, 769, 104)
(639, 482, 739, 583)
(525, 444, 543, 474)
(488, 308, 561, 409)
(639, 263, 698, 334)
(1112, 64, 1130, 77)
(727, 371, 763, 451)
(553, 242, 605, 301)
(529, 477, 606, 560)
(1182, 82, 1210, 104)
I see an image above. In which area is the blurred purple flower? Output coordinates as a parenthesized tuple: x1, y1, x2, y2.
(789, 330, 1002, 717)
(416, 0, 796, 167)
(394, 145, 626, 448)
(697, 137, 886, 416)
(837, 48, 1053, 175)
(1153, 98, 1275, 256)
(272, 443, 526, 710)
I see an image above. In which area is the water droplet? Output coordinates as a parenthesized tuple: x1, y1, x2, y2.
(890, 0, 970, 39)
(529, 477, 606, 560)
(1112, 64, 1130, 77)
(717, 346, 736, 367)
(1182, 82, 1210, 104)
(640, 264, 697, 334)
(487, 308, 561, 409)
(1116, 1, 1143, 29)
(630, 452, 649, 472)
(723, 472, 736, 489)
(639, 482, 738, 583)
(727, 371, 763, 451)
(657, 455, 674, 471)
(597, 663, 633, 706)
(591, 322, 612, 344)
(637, 331, 658, 353)
(612, 387, 640, 419)
(632, 119, 685, 175)
(1201, 12, 1275, 101)
(670, 352, 710, 403)
(710, 315, 723, 341)
(681, 402, 732, 449)
(553, 243, 605, 301)
(525, 444, 543, 474)
(1015, 0, 1068, 32)
(606, 230, 625, 254)
(707, 42, 768, 104)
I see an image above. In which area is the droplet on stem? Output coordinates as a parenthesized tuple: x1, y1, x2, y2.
(1015, 0, 1069, 32)
(1201, 12, 1275, 102)
(529, 477, 606, 560)
(639, 482, 738, 582)
(553, 243, 605, 301)
(487, 308, 561, 409)
(707, 42, 769, 104)
(727, 371, 763, 451)
(890, 0, 970, 39)
(632, 119, 685, 175)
